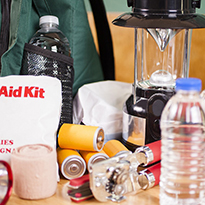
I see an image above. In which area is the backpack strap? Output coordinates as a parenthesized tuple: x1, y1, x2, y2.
(0, 0, 12, 71)
(89, 0, 115, 80)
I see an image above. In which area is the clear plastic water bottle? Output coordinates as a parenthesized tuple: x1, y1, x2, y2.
(28, 15, 73, 128)
(160, 78, 205, 205)
(29, 15, 71, 56)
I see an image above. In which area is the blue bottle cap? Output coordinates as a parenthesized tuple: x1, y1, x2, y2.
(176, 78, 202, 92)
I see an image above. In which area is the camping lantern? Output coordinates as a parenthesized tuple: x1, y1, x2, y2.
(112, 0, 205, 151)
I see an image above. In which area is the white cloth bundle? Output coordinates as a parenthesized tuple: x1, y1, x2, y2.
(73, 80, 132, 143)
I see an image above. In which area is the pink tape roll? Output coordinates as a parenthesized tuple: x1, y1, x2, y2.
(11, 144, 57, 200)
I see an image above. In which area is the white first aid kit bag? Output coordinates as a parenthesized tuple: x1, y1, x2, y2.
(0, 75, 62, 163)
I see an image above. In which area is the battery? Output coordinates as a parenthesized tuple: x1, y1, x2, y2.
(79, 150, 109, 172)
(57, 148, 86, 180)
(58, 123, 104, 151)
(137, 162, 161, 190)
(103, 140, 129, 158)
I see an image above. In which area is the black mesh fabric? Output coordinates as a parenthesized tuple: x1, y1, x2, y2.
(22, 43, 74, 129)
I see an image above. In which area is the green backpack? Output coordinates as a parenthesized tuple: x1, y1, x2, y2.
(0, 0, 108, 96)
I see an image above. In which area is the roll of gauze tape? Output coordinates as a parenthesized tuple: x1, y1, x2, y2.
(11, 144, 57, 199)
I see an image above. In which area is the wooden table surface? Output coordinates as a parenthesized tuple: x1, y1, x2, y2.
(6, 178, 160, 205)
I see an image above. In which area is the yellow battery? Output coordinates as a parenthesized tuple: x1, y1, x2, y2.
(58, 123, 104, 151)
(57, 148, 86, 180)
(79, 150, 109, 172)
(103, 140, 129, 158)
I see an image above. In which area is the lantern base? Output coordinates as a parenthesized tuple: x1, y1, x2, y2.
(122, 86, 175, 149)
